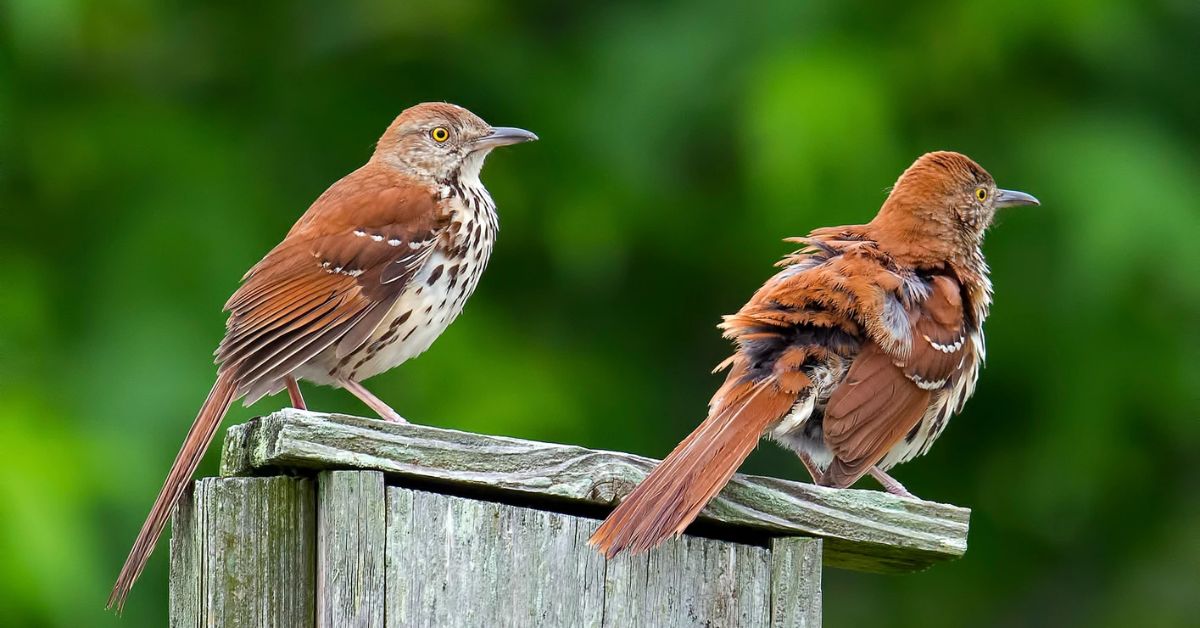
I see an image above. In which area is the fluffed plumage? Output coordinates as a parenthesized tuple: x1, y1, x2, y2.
(590, 151, 1038, 558)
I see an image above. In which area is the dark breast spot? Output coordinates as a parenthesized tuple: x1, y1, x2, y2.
(427, 265, 444, 285)
(391, 310, 412, 328)
(370, 328, 398, 350)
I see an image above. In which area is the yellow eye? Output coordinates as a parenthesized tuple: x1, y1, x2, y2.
(975, 187, 988, 202)
(430, 127, 450, 143)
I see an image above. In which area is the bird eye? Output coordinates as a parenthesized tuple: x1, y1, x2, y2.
(430, 127, 450, 143)
(975, 187, 988, 202)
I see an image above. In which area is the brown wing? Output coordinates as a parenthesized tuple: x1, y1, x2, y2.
(215, 165, 448, 402)
(591, 228, 955, 557)
(821, 273, 969, 487)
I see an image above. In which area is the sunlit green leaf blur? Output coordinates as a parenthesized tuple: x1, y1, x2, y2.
(1, 1, 1197, 626)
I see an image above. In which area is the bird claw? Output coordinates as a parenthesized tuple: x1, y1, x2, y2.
(379, 409, 409, 424)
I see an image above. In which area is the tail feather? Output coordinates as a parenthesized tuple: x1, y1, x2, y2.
(588, 374, 795, 558)
(107, 370, 238, 613)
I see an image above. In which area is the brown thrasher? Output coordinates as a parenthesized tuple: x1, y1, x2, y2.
(589, 151, 1038, 558)
(108, 103, 536, 610)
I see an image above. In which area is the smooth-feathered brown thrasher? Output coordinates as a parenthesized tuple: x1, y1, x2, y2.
(108, 102, 536, 610)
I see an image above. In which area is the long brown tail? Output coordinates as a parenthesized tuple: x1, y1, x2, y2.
(589, 374, 795, 558)
(107, 369, 238, 612)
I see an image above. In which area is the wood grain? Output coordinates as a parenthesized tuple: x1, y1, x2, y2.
(168, 483, 200, 628)
(385, 487, 606, 627)
(601, 529, 771, 626)
(770, 537, 823, 627)
(318, 471, 385, 628)
(169, 476, 316, 627)
(221, 409, 969, 573)
(384, 486, 781, 627)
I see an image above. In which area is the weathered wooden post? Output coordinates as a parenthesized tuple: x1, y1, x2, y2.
(168, 409, 969, 627)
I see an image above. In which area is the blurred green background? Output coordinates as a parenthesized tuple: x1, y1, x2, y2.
(2, 0, 1198, 626)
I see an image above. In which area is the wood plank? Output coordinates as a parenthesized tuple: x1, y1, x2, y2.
(383, 486, 774, 627)
(317, 471, 385, 628)
(170, 476, 316, 627)
(168, 483, 200, 628)
(601, 533, 771, 627)
(384, 487, 606, 627)
(222, 409, 969, 573)
(770, 537, 823, 628)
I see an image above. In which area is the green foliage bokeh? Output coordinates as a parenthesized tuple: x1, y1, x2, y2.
(1, 1, 1197, 626)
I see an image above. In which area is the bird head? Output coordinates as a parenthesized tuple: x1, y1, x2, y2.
(374, 102, 537, 183)
(872, 151, 1038, 264)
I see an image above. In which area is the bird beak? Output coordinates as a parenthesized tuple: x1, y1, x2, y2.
(473, 126, 539, 149)
(994, 189, 1040, 208)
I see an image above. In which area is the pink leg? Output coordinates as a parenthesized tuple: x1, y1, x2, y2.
(285, 375, 307, 410)
(869, 466, 917, 499)
(339, 379, 408, 424)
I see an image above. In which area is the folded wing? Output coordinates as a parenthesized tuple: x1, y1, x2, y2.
(216, 172, 448, 402)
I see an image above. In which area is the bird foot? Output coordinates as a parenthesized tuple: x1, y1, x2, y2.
(339, 378, 409, 424)
(869, 467, 917, 499)
(376, 406, 409, 424)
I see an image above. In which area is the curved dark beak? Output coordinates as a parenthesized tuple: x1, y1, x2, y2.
(995, 189, 1040, 208)
(474, 126, 538, 149)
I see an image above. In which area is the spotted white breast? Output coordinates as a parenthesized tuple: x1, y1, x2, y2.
(299, 178, 498, 385)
